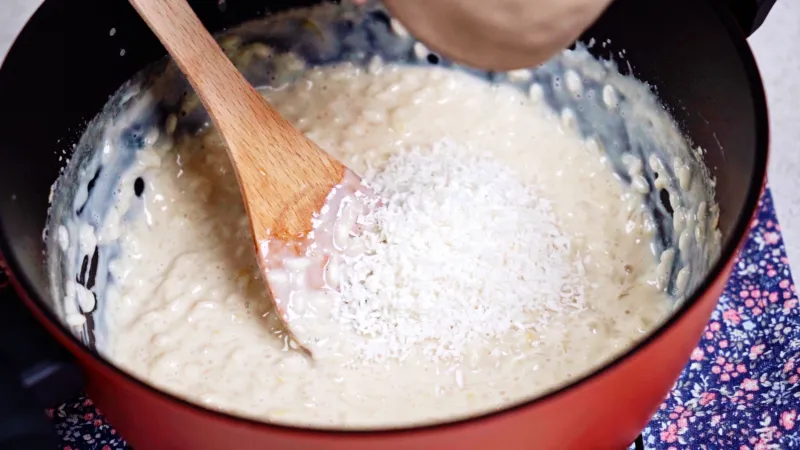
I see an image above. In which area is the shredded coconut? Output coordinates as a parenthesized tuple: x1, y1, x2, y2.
(331, 139, 586, 362)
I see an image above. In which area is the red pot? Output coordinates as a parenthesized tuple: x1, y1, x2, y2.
(0, 0, 770, 448)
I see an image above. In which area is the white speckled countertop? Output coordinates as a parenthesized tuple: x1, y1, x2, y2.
(749, 1, 800, 262)
(1, 1, 799, 262)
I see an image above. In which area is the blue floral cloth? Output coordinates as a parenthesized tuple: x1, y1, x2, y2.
(2, 188, 797, 450)
(637, 187, 800, 450)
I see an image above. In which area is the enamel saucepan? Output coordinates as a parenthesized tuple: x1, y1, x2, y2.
(0, 0, 772, 448)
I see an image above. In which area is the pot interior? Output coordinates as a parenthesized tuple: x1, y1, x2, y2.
(0, 0, 767, 428)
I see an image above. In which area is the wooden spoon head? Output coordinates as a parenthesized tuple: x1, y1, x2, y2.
(240, 149, 346, 242)
(231, 107, 348, 356)
(217, 92, 345, 241)
(254, 167, 369, 358)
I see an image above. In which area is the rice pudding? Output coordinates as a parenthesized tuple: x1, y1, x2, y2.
(48, 1, 720, 430)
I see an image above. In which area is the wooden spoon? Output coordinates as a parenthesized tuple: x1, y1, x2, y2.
(130, 0, 352, 354)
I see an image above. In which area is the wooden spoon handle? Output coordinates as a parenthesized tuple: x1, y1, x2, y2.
(129, 0, 277, 153)
(129, 0, 345, 238)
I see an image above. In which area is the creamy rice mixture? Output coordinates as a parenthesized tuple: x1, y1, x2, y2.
(104, 62, 669, 427)
(48, 2, 721, 430)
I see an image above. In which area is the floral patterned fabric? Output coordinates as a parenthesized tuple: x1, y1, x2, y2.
(1, 188, 797, 449)
(636, 188, 800, 450)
